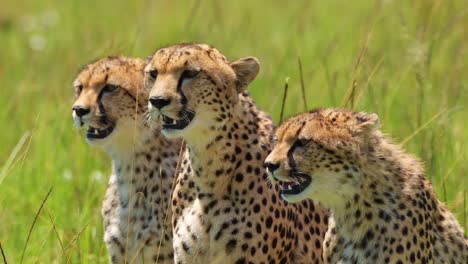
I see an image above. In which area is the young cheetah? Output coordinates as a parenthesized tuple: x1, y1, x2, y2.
(265, 108, 468, 263)
(72, 56, 181, 263)
(144, 44, 329, 264)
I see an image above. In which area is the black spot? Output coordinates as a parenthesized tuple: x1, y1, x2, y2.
(235, 173, 244, 182)
(225, 239, 237, 254)
(396, 244, 404, 254)
(182, 242, 189, 252)
(253, 204, 260, 213)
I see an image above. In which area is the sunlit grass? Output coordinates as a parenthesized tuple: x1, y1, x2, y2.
(0, 0, 466, 262)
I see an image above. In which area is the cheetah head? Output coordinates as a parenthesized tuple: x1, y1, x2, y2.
(72, 56, 149, 150)
(145, 43, 259, 142)
(264, 108, 380, 206)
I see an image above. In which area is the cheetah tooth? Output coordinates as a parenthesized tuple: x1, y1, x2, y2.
(94, 129, 99, 135)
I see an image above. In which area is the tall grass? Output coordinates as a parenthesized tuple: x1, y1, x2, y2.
(0, 0, 466, 262)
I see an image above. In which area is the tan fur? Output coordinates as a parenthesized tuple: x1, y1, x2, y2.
(145, 44, 329, 264)
(265, 108, 468, 263)
(73, 56, 181, 263)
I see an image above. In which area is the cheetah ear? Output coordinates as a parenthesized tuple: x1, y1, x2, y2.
(230, 57, 260, 93)
(353, 112, 380, 135)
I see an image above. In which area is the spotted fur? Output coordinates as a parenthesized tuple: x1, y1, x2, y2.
(72, 56, 181, 263)
(145, 44, 329, 264)
(265, 108, 468, 263)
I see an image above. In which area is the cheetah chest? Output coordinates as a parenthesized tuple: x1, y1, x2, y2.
(173, 199, 238, 263)
(103, 173, 173, 262)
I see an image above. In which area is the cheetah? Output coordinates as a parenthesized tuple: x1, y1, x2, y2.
(144, 43, 329, 264)
(264, 108, 468, 263)
(72, 56, 181, 263)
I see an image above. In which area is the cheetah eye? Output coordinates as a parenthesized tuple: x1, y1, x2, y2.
(181, 69, 200, 80)
(149, 69, 158, 80)
(75, 85, 83, 95)
(102, 84, 118, 94)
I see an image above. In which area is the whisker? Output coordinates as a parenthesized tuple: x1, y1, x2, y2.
(292, 179, 301, 186)
(107, 119, 116, 126)
(185, 109, 195, 115)
(180, 109, 195, 123)
(181, 112, 190, 123)
(142, 110, 153, 126)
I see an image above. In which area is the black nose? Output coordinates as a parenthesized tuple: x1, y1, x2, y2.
(73, 106, 90, 117)
(263, 162, 280, 172)
(149, 96, 171, 109)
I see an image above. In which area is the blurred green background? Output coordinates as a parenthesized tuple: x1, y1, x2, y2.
(0, 0, 466, 263)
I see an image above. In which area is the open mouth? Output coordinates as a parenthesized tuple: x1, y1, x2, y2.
(278, 172, 312, 195)
(161, 110, 195, 130)
(86, 125, 115, 139)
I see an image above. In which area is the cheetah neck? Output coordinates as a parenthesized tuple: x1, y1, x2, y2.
(332, 135, 427, 241)
(109, 129, 170, 183)
(101, 122, 154, 158)
(184, 95, 272, 195)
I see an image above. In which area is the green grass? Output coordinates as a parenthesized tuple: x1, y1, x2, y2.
(0, 0, 466, 262)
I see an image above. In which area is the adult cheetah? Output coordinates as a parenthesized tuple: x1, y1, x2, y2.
(144, 43, 329, 264)
(72, 56, 181, 263)
(264, 108, 468, 264)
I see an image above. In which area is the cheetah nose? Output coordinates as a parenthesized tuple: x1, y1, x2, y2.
(72, 106, 90, 117)
(263, 162, 280, 173)
(149, 96, 171, 110)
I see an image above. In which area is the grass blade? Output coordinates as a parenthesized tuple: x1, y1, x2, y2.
(63, 223, 89, 252)
(47, 212, 67, 262)
(0, 132, 30, 185)
(20, 186, 54, 264)
(355, 57, 384, 106)
(279, 77, 290, 124)
(31, 225, 54, 264)
(297, 57, 308, 111)
(0, 241, 7, 264)
(341, 24, 374, 109)
(400, 108, 448, 145)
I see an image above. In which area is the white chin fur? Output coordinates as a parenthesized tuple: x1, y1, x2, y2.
(85, 135, 110, 146)
(281, 192, 310, 203)
(161, 128, 183, 139)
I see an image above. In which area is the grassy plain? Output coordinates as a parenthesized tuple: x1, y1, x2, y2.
(0, 0, 466, 262)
